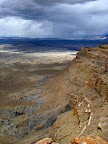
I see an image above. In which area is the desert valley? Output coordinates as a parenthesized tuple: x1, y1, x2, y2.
(0, 42, 108, 144)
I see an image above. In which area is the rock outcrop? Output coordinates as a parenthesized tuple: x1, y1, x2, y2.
(71, 135, 108, 144)
(35, 135, 108, 144)
(35, 138, 52, 144)
(42, 45, 108, 143)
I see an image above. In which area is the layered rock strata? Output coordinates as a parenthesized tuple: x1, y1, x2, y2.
(41, 45, 108, 143)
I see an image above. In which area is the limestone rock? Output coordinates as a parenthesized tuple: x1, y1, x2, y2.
(35, 138, 52, 144)
(71, 135, 108, 144)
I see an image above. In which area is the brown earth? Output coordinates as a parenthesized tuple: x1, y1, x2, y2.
(0, 45, 73, 143)
(39, 44, 108, 143)
(0, 58, 71, 108)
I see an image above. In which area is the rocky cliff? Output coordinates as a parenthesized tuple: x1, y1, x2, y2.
(39, 45, 108, 143)
(0, 45, 108, 144)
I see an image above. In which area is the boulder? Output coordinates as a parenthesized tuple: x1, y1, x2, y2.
(71, 135, 108, 144)
(35, 138, 52, 144)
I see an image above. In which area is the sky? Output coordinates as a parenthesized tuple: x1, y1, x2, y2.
(0, 0, 108, 38)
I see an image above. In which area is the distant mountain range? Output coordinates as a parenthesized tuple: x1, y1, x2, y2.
(0, 36, 108, 52)
(64, 34, 108, 40)
(0, 34, 108, 40)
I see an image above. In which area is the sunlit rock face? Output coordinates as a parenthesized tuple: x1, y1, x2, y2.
(71, 135, 108, 144)
(35, 135, 108, 144)
(35, 138, 52, 144)
(44, 45, 108, 143)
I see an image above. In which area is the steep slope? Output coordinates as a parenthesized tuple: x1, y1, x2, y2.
(39, 45, 108, 143)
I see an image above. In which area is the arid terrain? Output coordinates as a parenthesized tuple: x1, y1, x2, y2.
(0, 44, 108, 144)
(0, 44, 76, 108)
(0, 44, 76, 143)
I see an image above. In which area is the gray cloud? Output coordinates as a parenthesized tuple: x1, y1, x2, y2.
(0, 0, 108, 38)
(33, 0, 97, 5)
(0, 0, 97, 19)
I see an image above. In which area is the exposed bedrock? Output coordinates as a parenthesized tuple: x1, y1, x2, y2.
(40, 45, 108, 143)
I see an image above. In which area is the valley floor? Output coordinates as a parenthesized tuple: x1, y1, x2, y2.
(0, 44, 76, 143)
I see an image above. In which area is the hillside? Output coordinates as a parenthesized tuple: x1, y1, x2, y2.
(0, 45, 108, 144)
(39, 44, 108, 143)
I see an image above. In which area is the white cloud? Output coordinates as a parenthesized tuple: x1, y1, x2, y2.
(0, 17, 53, 37)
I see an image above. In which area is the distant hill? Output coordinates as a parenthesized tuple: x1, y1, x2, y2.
(0, 37, 108, 52)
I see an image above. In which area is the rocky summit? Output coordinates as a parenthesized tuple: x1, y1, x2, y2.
(0, 45, 108, 144)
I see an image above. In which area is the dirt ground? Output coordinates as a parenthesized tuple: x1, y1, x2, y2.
(0, 44, 76, 108)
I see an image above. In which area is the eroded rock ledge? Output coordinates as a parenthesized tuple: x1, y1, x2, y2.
(35, 136, 108, 144)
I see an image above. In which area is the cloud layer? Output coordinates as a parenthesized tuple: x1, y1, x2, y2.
(0, 0, 108, 38)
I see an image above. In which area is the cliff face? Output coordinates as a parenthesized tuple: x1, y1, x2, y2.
(0, 45, 108, 144)
(40, 45, 108, 143)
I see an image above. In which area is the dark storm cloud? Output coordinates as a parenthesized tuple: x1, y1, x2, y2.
(32, 0, 97, 5)
(0, 0, 97, 19)
(0, 0, 108, 37)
